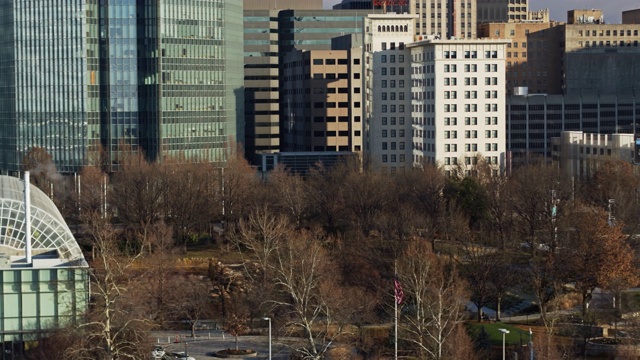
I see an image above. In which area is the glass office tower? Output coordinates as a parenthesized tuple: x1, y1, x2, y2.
(0, 0, 243, 174)
(0, 0, 98, 174)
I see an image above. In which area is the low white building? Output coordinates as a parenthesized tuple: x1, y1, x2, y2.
(551, 131, 635, 177)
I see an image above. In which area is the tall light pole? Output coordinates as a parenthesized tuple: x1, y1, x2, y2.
(499, 328, 510, 360)
(262, 317, 272, 360)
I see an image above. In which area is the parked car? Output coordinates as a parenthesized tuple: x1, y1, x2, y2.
(193, 321, 209, 330)
(151, 346, 165, 359)
(169, 352, 196, 360)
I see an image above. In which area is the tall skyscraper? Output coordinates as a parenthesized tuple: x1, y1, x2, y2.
(242, 0, 324, 164)
(0, 0, 243, 174)
(243, 3, 375, 164)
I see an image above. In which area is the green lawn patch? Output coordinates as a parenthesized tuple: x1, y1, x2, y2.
(466, 322, 530, 346)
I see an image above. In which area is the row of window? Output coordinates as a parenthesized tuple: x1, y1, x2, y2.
(443, 155, 499, 165)
(381, 92, 405, 101)
(444, 143, 499, 152)
(444, 130, 499, 139)
(444, 50, 499, 59)
(313, 102, 361, 108)
(380, 54, 406, 63)
(381, 104, 405, 113)
(311, 73, 360, 80)
(581, 40, 640, 48)
(381, 117, 406, 125)
(381, 79, 406, 88)
(313, 116, 361, 123)
(577, 29, 639, 37)
(382, 154, 406, 163)
(312, 130, 360, 137)
(381, 42, 406, 51)
(381, 142, 406, 150)
(443, 116, 499, 125)
(444, 90, 499, 99)
(312, 58, 360, 65)
(381, 129, 406, 137)
(443, 77, 499, 86)
(380, 67, 405, 76)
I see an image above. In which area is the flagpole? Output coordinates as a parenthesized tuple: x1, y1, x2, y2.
(395, 292, 398, 360)
(394, 260, 398, 360)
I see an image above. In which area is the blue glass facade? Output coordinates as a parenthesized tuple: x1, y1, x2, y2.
(0, 0, 94, 173)
(0, 0, 243, 173)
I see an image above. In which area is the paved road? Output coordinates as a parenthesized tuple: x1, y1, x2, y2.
(150, 330, 294, 359)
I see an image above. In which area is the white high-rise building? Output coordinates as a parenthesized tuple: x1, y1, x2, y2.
(364, 14, 417, 170)
(408, 39, 509, 175)
(364, 13, 508, 174)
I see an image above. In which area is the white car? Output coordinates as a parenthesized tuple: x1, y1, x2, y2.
(171, 352, 196, 360)
(151, 346, 165, 359)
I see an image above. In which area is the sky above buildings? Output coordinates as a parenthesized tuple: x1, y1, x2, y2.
(322, 0, 639, 24)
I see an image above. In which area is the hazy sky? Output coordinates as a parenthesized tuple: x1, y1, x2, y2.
(322, 0, 639, 23)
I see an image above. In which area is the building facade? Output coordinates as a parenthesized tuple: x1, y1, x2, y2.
(410, 0, 477, 39)
(561, 22, 640, 95)
(242, 1, 324, 163)
(0, 0, 243, 174)
(281, 47, 364, 153)
(364, 14, 416, 170)
(551, 131, 634, 178)
(478, 21, 562, 95)
(506, 94, 640, 165)
(476, 0, 529, 23)
(409, 38, 509, 175)
(243, 7, 374, 164)
(623, 8, 640, 24)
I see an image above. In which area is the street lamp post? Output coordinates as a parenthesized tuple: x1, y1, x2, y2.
(499, 328, 510, 360)
(262, 317, 272, 360)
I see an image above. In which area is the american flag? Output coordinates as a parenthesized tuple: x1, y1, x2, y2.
(394, 277, 404, 305)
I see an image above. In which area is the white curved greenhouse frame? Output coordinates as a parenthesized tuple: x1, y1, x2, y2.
(0, 175, 84, 264)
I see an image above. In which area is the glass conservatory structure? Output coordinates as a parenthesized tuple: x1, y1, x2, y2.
(0, 175, 89, 348)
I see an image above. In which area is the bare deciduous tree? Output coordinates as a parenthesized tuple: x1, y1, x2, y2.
(399, 239, 468, 359)
(270, 230, 353, 360)
(72, 211, 153, 360)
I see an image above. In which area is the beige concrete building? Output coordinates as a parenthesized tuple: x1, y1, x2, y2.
(478, 21, 562, 94)
(410, 0, 477, 39)
(243, 0, 324, 162)
(477, 0, 529, 23)
(568, 9, 604, 25)
(551, 131, 634, 178)
(281, 48, 364, 153)
(623, 8, 640, 24)
(562, 22, 640, 95)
